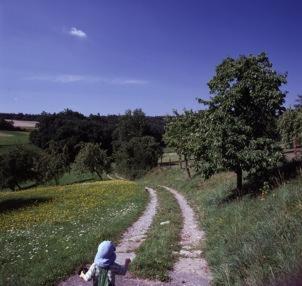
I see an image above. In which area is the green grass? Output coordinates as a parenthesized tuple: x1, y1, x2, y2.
(0, 131, 34, 154)
(0, 131, 30, 146)
(131, 185, 182, 281)
(142, 167, 302, 285)
(48, 169, 106, 186)
(0, 180, 148, 286)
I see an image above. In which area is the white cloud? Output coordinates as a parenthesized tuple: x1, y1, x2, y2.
(24, 74, 148, 85)
(69, 27, 87, 38)
(110, 79, 148, 85)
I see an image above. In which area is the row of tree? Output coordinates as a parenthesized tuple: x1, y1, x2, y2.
(165, 53, 301, 191)
(0, 109, 163, 190)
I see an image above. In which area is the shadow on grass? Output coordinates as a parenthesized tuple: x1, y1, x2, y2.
(0, 197, 52, 213)
(220, 160, 302, 204)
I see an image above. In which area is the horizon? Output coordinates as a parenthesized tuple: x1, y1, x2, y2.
(1, 0, 301, 116)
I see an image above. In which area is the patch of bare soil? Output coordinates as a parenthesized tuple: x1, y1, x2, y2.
(58, 188, 158, 286)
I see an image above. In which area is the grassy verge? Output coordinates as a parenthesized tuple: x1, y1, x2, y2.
(131, 185, 182, 281)
(142, 167, 302, 285)
(0, 180, 148, 286)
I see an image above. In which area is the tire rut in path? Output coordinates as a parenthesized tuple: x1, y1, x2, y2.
(58, 187, 158, 286)
(162, 186, 212, 286)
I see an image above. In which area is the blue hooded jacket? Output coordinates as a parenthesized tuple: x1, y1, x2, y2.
(94, 241, 116, 268)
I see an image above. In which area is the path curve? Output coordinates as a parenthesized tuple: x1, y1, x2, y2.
(162, 186, 212, 286)
(58, 187, 158, 286)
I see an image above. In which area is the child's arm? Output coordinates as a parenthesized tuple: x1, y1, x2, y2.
(110, 259, 131, 275)
(79, 263, 96, 281)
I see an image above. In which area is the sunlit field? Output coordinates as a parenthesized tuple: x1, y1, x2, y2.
(0, 180, 148, 286)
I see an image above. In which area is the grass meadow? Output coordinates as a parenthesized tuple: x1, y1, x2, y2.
(0, 180, 148, 286)
(143, 167, 302, 285)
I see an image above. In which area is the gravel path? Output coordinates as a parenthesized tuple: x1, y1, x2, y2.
(58, 187, 158, 286)
(162, 186, 212, 286)
(117, 186, 212, 286)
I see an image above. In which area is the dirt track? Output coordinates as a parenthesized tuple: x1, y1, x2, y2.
(58, 186, 212, 286)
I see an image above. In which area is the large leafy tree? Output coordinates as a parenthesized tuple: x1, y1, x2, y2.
(0, 146, 39, 190)
(195, 53, 287, 190)
(73, 143, 111, 179)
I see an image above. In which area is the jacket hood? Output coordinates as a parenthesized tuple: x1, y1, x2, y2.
(94, 241, 116, 267)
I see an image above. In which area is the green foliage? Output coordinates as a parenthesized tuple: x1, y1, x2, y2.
(34, 142, 68, 184)
(0, 146, 38, 190)
(113, 109, 148, 144)
(29, 109, 165, 169)
(29, 109, 117, 162)
(164, 110, 198, 177)
(164, 110, 197, 158)
(113, 109, 163, 178)
(115, 136, 161, 179)
(194, 53, 286, 189)
(73, 143, 111, 178)
(279, 108, 302, 148)
(0, 119, 20, 131)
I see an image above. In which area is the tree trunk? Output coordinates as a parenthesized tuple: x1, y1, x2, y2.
(16, 183, 22, 190)
(95, 170, 103, 179)
(178, 154, 183, 169)
(236, 168, 243, 191)
(184, 155, 191, 179)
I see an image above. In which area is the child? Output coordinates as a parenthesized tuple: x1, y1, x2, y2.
(79, 240, 131, 286)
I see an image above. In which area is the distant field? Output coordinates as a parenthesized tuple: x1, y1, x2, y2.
(0, 130, 30, 146)
(0, 131, 32, 154)
(5, 119, 38, 130)
(0, 180, 148, 286)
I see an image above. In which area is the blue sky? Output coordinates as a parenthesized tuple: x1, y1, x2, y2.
(0, 0, 301, 115)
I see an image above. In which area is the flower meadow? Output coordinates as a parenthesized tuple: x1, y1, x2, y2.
(0, 180, 148, 286)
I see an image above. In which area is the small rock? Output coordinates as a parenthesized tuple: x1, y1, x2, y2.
(160, 220, 170, 225)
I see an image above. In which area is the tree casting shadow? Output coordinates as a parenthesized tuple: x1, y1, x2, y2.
(220, 160, 302, 205)
(0, 197, 52, 213)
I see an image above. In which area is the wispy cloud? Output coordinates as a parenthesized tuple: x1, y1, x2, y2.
(110, 79, 148, 85)
(69, 27, 87, 39)
(24, 74, 148, 85)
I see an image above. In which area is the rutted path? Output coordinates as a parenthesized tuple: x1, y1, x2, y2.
(162, 186, 212, 286)
(58, 187, 158, 286)
(58, 186, 212, 286)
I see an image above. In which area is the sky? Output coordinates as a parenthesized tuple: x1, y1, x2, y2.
(0, 0, 301, 116)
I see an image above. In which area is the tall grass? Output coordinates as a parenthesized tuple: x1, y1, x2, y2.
(142, 167, 302, 285)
